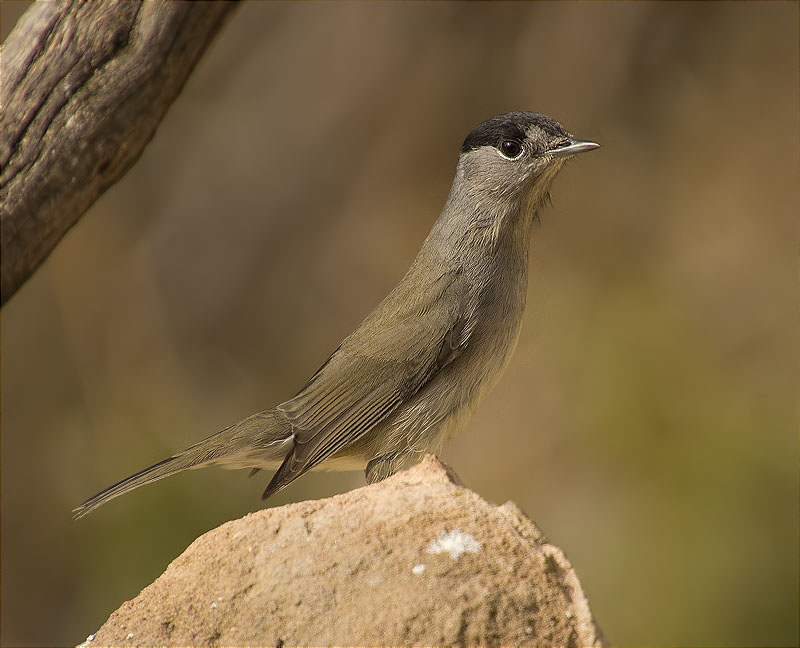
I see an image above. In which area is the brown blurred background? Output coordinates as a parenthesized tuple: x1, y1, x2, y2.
(2, 1, 798, 646)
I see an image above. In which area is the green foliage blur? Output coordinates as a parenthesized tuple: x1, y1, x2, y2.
(2, 2, 797, 646)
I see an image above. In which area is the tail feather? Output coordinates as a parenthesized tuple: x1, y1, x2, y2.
(72, 453, 195, 519)
(73, 409, 291, 519)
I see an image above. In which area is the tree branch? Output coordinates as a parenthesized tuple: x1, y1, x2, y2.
(0, 0, 238, 306)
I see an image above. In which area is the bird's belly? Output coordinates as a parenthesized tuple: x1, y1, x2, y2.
(361, 297, 526, 461)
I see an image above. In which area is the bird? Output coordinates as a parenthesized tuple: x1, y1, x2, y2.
(73, 111, 598, 519)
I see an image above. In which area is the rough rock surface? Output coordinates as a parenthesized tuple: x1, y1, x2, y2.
(85, 455, 607, 647)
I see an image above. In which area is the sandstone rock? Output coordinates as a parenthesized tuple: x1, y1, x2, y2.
(84, 455, 607, 647)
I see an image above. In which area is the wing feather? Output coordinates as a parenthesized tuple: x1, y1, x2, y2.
(263, 269, 473, 497)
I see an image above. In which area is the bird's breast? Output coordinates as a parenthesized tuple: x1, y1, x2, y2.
(456, 258, 529, 405)
(393, 251, 530, 450)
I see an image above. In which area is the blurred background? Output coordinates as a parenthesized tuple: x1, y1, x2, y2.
(1, 1, 797, 646)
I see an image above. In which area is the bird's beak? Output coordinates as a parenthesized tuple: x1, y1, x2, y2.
(549, 138, 600, 158)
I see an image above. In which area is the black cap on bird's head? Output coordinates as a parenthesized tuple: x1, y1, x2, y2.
(461, 111, 599, 160)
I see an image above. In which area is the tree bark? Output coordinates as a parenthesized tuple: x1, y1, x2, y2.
(0, 0, 237, 306)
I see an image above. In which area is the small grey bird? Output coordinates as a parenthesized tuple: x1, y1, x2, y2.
(73, 111, 598, 518)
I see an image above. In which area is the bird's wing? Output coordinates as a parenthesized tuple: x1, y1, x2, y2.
(263, 269, 473, 497)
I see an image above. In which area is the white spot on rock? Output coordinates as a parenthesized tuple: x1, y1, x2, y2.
(412, 563, 426, 574)
(426, 529, 481, 560)
(126, 633, 134, 640)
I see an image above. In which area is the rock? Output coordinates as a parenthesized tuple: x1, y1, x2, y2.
(84, 455, 607, 647)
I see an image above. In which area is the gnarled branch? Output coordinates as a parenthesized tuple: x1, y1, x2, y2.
(0, 0, 237, 306)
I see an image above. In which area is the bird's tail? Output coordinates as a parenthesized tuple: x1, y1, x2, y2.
(72, 409, 292, 519)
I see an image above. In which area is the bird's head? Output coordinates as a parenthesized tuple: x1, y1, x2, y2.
(450, 111, 599, 238)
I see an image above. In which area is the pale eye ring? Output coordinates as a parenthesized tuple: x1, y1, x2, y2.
(498, 139, 524, 160)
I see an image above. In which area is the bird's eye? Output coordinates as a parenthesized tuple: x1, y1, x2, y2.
(498, 139, 523, 160)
